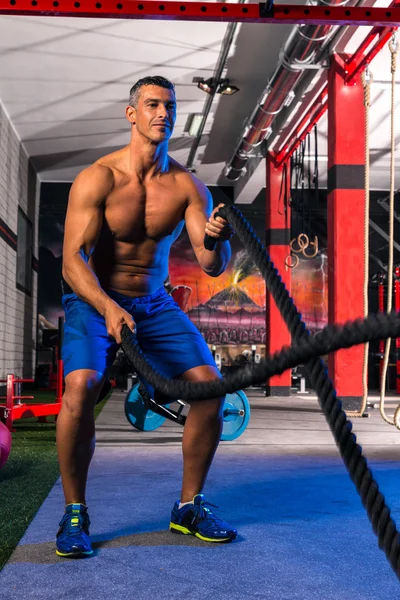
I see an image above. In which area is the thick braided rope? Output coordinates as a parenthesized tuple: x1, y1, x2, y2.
(122, 312, 400, 398)
(122, 204, 400, 578)
(222, 205, 400, 576)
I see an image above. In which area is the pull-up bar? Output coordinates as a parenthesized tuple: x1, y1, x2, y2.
(0, 0, 400, 27)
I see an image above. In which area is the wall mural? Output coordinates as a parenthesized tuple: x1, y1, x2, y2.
(168, 228, 267, 369)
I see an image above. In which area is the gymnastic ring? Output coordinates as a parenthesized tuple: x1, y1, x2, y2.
(290, 233, 309, 254)
(285, 254, 299, 269)
(302, 236, 319, 258)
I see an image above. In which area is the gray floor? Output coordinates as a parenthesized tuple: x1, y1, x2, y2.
(1, 388, 400, 599)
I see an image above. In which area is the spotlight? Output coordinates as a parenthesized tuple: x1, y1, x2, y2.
(195, 77, 239, 96)
(197, 78, 215, 94)
(218, 81, 239, 96)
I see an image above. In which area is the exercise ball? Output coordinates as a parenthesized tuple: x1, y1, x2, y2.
(0, 421, 12, 469)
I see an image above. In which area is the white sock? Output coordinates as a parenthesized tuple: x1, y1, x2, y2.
(179, 501, 194, 509)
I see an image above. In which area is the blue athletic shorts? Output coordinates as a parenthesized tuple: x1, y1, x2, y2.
(62, 287, 217, 401)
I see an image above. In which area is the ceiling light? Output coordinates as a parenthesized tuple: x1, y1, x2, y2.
(218, 81, 239, 96)
(197, 78, 215, 94)
(195, 77, 239, 96)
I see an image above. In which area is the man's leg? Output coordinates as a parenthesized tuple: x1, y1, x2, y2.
(169, 364, 237, 542)
(178, 365, 224, 502)
(56, 369, 104, 505)
(55, 369, 105, 557)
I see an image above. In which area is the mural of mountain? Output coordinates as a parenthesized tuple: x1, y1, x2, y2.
(205, 285, 261, 313)
(188, 284, 266, 345)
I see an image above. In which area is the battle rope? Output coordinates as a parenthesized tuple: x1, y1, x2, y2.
(380, 32, 400, 429)
(122, 312, 400, 399)
(121, 204, 400, 578)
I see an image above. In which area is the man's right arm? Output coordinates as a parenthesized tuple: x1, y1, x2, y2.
(62, 164, 116, 317)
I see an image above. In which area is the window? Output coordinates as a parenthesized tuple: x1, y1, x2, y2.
(16, 207, 33, 296)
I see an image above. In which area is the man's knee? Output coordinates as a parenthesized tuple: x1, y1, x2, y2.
(181, 366, 225, 416)
(190, 393, 225, 420)
(63, 370, 104, 418)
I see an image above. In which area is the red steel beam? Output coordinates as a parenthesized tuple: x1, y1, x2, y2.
(271, 9, 398, 165)
(10, 403, 62, 420)
(1, 1, 400, 26)
(345, 25, 397, 81)
(272, 87, 328, 167)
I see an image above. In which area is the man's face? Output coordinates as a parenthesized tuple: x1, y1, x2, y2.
(127, 85, 176, 143)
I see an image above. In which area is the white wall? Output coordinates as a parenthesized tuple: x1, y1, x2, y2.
(0, 102, 39, 379)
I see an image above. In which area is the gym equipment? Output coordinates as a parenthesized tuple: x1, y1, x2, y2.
(125, 382, 250, 441)
(0, 420, 12, 469)
(0, 316, 66, 436)
(124, 276, 250, 440)
(0, 373, 62, 433)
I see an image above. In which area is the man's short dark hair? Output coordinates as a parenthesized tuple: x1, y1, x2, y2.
(128, 76, 175, 107)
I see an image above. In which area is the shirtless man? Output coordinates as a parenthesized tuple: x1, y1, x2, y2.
(56, 75, 237, 557)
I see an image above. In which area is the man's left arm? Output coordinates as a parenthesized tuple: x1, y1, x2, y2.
(184, 179, 234, 277)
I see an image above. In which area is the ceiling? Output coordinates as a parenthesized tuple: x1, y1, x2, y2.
(1, 2, 400, 203)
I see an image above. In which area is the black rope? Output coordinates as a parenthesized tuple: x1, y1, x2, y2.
(121, 204, 400, 578)
(122, 312, 400, 401)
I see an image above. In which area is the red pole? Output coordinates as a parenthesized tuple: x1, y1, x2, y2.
(56, 360, 64, 403)
(265, 155, 291, 396)
(327, 54, 365, 411)
(6, 374, 14, 432)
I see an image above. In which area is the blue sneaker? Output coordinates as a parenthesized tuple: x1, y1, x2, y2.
(169, 494, 237, 543)
(56, 503, 93, 557)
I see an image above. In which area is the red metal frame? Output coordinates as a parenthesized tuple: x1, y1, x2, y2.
(1, 0, 400, 26)
(345, 26, 396, 81)
(265, 155, 291, 394)
(272, 87, 328, 167)
(56, 359, 64, 403)
(0, 374, 62, 431)
(326, 55, 365, 399)
(271, 4, 399, 165)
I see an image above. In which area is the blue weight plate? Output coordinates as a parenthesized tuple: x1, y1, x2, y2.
(125, 383, 167, 431)
(220, 390, 250, 442)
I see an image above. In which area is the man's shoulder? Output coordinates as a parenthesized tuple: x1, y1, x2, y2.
(79, 147, 127, 183)
(169, 157, 208, 196)
(95, 148, 127, 178)
(72, 161, 115, 200)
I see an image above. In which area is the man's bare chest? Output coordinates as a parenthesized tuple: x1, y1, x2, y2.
(104, 182, 186, 242)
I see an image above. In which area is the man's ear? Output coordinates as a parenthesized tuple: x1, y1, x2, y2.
(126, 105, 136, 124)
